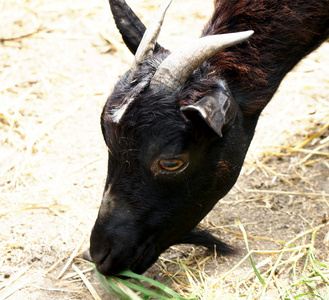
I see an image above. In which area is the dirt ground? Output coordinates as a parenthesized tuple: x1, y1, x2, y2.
(0, 0, 328, 299)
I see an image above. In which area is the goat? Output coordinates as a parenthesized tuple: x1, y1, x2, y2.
(88, 0, 329, 275)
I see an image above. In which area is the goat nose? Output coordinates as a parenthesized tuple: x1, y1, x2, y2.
(90, 240, 133, 275)
(90, 245, 111, 266)
(89, 220, 135, 275)
(83, 250, 92, 262)
(89, 224, 113, 261)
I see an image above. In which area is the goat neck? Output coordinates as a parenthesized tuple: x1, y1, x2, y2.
(202, 0, 329, 115)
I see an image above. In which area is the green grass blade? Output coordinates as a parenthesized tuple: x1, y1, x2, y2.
(87, 262, 188, 299)
(291, 293, 311, 299)
(118, 270, 188, 299)
(115, 277, 177, 300)
(237, 218, 266, 286)
(94, 268, 125, 299)
(105, 277, 132, 300)
(248, 254, 266, 285)
(131, 278, 150, 300)
(109, 278, 144, 300)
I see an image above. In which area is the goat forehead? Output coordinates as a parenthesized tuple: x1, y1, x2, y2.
(105, 98, 184, 134)
(102, 87, 191, 160)
(116, 121, 187, 152)
(104, 118, 189, 169)
(105, 73, 182, 119)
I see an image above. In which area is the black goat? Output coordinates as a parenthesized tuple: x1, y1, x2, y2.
(88, 0, 329, 275)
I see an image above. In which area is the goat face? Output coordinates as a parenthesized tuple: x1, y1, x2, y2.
(89, 0, 253, 275)
(89, 58, 251, 275)
(88, 0, 329, 276)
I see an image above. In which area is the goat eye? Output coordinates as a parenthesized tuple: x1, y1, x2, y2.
(159, 159, 184, 171)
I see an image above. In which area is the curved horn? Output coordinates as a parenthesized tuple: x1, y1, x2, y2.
(150, 30, 254, 91)
(129, 0, 172, 80)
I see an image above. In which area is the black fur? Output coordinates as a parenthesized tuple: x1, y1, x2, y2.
(89, 0, 329, 275)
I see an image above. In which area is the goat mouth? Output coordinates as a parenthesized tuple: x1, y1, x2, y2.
(93, 236, 158, 276)
(129, 243, 159, 274)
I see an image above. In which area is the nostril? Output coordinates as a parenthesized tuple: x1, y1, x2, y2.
(90, 247, 112, 267)
(98, 249, 112, 266)
(89, 222, 138, 274)
(90, 239, 133, 275)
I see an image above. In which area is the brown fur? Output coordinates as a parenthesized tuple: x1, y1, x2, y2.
(202, 0, 329, 115)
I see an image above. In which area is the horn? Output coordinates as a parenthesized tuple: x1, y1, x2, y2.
(129, 0, 173, 80)
(150, 30, 254, 91)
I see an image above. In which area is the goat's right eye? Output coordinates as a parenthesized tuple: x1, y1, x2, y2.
(159, 159, 184, 171)
(153, 153, 189, 175)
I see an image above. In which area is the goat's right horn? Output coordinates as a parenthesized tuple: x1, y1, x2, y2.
(150, 31, 254, 91)
(129, 0, 172, 81)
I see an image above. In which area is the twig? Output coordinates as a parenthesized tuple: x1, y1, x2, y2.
(245, 189, 329, 197)
(62, 267, 94, 280)
(44, 255, 67, 275)
(291, 120, 329, 151)
(278, 145, 329, 157)
(0, 263, 33, 291)
(0, 278, 31, 300)
(300, 142, 329, 164)
(72, 264, 102, 300)
(219, 227, 284, 243)
(57, 237, 85, 279)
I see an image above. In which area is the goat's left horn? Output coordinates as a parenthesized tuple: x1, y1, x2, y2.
(129, 0, 172, 80)
(150, 30, 254, 91)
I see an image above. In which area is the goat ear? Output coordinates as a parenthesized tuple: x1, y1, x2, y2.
(109, 0, 164, 55)
(180, 88, 238, 137)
